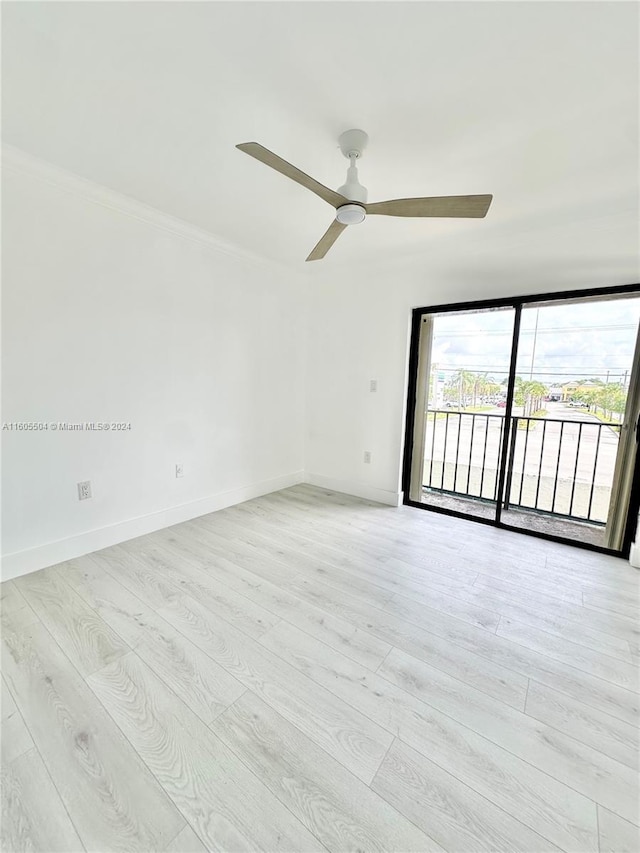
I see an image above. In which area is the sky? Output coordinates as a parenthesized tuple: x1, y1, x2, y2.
(430, 295, 640, 389)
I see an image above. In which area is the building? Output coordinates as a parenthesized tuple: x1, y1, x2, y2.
(561, 380, 602, 401)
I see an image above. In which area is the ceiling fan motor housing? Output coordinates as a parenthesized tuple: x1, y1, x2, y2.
(338, 161, 368, 204)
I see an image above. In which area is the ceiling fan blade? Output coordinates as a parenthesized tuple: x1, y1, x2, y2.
(366, 194, 493, 218)
(306, 220, 347, 262)
(237, 142, 349, 208)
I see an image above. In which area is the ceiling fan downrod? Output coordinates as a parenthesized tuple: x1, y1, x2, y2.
(337, 129, 369, 205)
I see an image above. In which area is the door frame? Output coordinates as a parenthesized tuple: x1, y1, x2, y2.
(402, 282, 640, 558)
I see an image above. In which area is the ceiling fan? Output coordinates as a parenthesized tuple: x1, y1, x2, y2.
(236, 129, 493, 261)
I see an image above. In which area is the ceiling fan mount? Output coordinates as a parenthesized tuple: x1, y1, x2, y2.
(338, 128, 369, 160)
(236, 129, 492, 261)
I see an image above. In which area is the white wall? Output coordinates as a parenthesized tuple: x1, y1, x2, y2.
(2, 152, 305, 578)
(3, 149, 638, 578)
(304, 254, 639, 506)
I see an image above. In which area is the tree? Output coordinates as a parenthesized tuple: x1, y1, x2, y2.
(514, 377, 548, 416)
(574, 383, 627, 420)
(449, 369, 476, 407)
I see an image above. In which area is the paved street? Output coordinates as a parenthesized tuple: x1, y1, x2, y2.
(423, 401, 620, 524)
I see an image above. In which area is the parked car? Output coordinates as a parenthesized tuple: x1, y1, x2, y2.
(496, 400, 507, 408)
(569, 400, 588, 407)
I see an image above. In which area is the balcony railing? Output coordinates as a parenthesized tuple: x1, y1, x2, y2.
(422, 411, 620, 524)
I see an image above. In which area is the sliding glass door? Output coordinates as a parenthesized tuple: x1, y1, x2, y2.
(405, 286, 640, 555)
(499, 296, 640, 550)
(408, 306, 516, 522)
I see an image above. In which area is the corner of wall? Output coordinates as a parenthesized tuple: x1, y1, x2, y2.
(1, 470, 305, 581)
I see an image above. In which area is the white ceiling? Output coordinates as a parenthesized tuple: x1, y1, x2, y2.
(3, 1, 639, 275)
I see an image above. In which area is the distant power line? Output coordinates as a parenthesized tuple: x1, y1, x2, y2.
(435, 353, 633, 363)
(434, 324, 637, 338)
(434, 367, 629, 377)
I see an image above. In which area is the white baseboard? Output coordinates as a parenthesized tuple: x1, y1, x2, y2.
(303, 472, 402, 507)
(1, 471, 305, 581)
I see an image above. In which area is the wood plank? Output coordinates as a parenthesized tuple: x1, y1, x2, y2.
(423, 576, 634, 660)
(118, 537, 281, 639)
(0, 580, 35, 618)
(2, 673, 18, 718)
(164, 824, 208, 852)
(474, 569, 585, 605)
(384, 589, 501, 636)
(496, 617, 639, 691)
(204, 509, 481, 597)
(157, 592, 393, 783)
(1, 748, 84, 852)
(289, 575, 639, 725)
(597, 806, 640, 853)
(272, 487, 461, 545)
(154, 527, 392, 670)
(211, 691, 444, 852)
(187, 517, 395, 608)
(289, 576, 529, 709)
(471, 572, 640, 644)
(238, 493, 470, 573)
(59, 558, 247, 724)
(371, 737, 561, 853)
(545, 553, 640, 592)
(1, 607, 184, 851)
(179, 519, 303, 587)
(1, 675, 34, 765)
(222, 490, 433, 562)
(15, 567, 129, 677)
(478, 557, 639, 601)
(583, 590, 639, 619)
(255, 618, 598, 851)
(379, 645, 638, 823)
(90, 545, 184, 611)
(87, 652, 325, 853)
(263, 620, 637, 824)
(525, 680, 638, 770)
(276, 492, 563, 579)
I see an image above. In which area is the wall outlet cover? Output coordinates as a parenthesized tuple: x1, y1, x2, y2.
(77, 481, 92, 500)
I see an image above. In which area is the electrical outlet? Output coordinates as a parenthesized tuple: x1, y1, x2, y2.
(77, 481, 91, 500)
(363, 451, 372, 464)
(175, 463, 184, 478)
(369, 379, 378, 392)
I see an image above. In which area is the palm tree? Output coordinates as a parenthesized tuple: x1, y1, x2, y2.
(451, 369, 476, 408)
(514, 378, 548, 416)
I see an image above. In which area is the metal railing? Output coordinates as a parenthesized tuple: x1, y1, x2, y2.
(422, 410, 620, 524)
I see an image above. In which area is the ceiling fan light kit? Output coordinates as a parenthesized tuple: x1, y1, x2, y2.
(336, 203, 366, 225)
(236, 128, 492, 261)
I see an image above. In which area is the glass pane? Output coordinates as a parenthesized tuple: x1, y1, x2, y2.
(500, 295, 640, 550)
(419, 306, 515, 521)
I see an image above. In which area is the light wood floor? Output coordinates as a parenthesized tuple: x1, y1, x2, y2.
(2, 484, 639, 852)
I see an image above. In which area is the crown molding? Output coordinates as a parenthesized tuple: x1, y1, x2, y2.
(2, 144, 295, 276)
